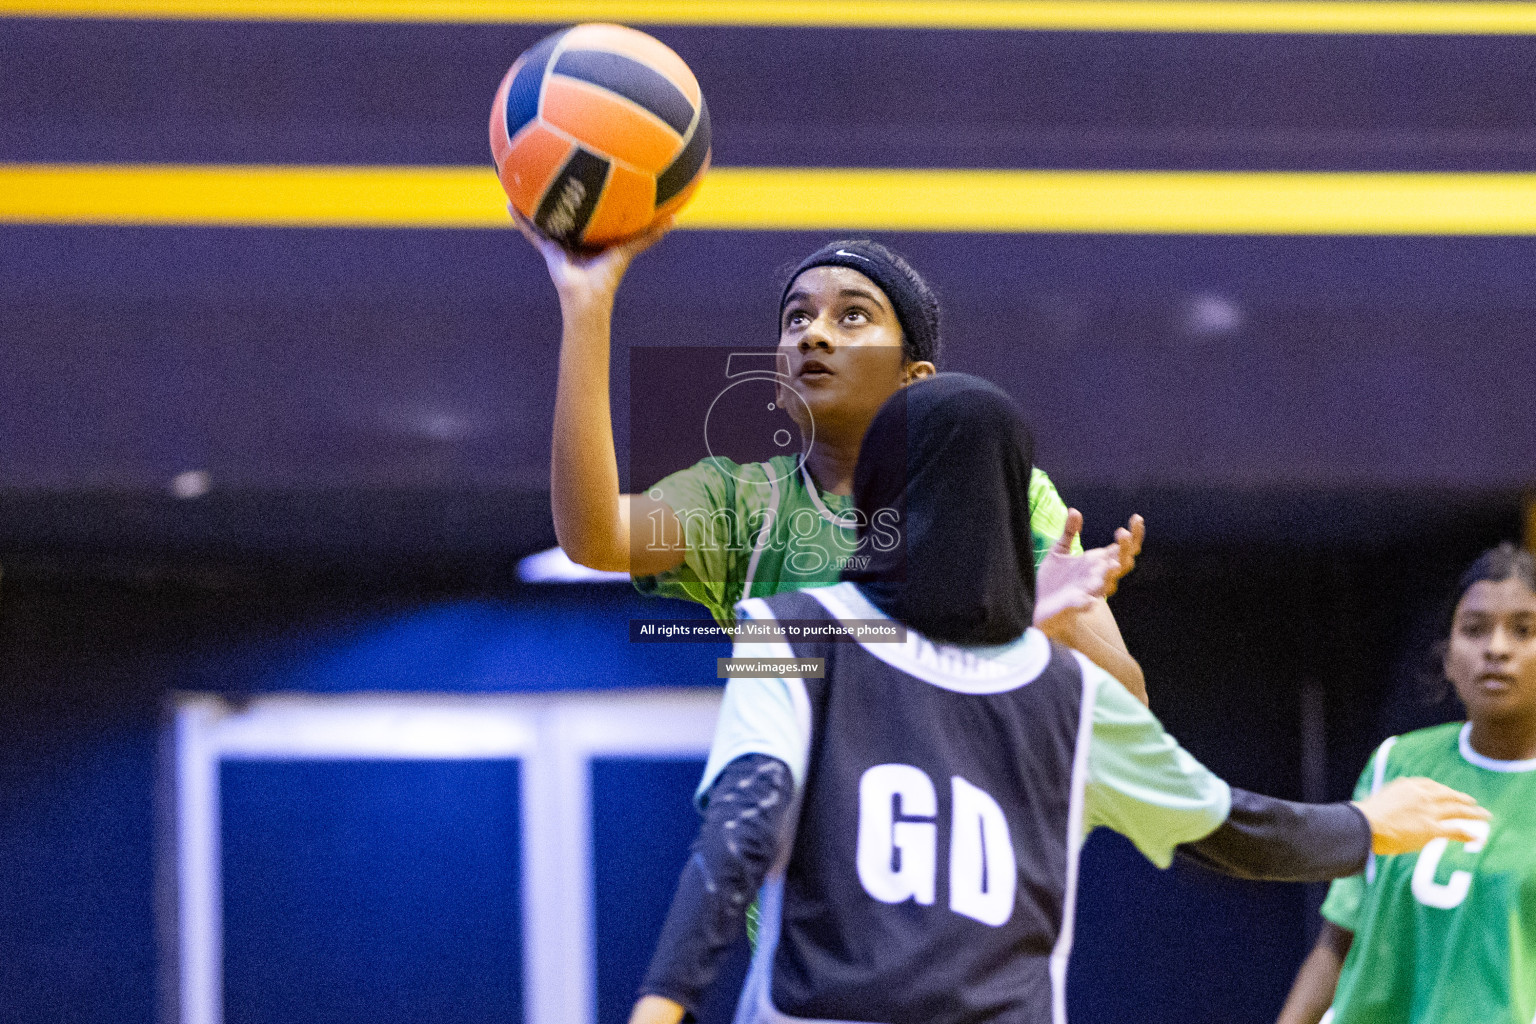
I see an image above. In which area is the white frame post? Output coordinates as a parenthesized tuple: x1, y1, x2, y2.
(166, 689, 721, 1024)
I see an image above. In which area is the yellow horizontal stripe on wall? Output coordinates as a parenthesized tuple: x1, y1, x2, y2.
(0, 164, 503, 228)
(4, 0, 1536, 35)
(696, 168, 1536, 235)
(6, 163, 1536, 235)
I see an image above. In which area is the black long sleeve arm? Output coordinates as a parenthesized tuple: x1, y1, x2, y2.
(1175, 787, 1372, 882)
(640, 754, 794, 1016)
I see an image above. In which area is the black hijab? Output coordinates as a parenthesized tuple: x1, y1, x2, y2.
(841, 373, 1036, 645)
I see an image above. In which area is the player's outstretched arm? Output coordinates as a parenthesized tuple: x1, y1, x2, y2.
(633, 754, 792, 1020)
(513, 209, 686, 576)
(1087, 677, 1489, 881)
(1275, 922, 1352, 1024)
(1176, 788, 1373, 882)
(1177, 776, 1488, 884)
(1036, 510, 1148, 704)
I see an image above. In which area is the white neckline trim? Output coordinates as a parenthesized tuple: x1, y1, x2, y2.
(741, 472, 782, 600)
(800, 465, 856, 529)
(1458, 722, 1536, 773)
(806, 583, 1050, 694)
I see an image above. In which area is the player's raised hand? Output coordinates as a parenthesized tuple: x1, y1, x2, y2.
(511, 204, 674, 306)
(1034, 509, 1147, 630)
(1354, 776, 1491, 856)
(1034, 509, 1117, 628)
(1101, 513, 1144, 598)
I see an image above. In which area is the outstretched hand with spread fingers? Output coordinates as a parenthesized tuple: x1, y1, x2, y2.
(1036, 509, 1110, 627)
(1101, 513, 1144, 599)
(1355, 776, 1492, 856)
(1034, 509, 1145, 628)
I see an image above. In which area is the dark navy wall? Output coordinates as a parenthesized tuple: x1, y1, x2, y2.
(6, 226, 1535, 495)
(0, 728, 156, 1024)
(0, 578, 727, 1024)
(590, 757, 752, 1024)
(5, 20, 1536, 170)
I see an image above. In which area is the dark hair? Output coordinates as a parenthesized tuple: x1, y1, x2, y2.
(1423, 542, 1536, 702)
(778, 239, 942, 366)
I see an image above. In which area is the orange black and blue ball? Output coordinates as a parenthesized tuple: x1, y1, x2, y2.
(490, 23, 711, 249)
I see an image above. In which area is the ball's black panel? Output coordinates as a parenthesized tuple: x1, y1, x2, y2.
(534, 147, 611, 244)
(552, 48, 696, 136)
(656, 96, 711, 206)
(503, 28, 564, 142)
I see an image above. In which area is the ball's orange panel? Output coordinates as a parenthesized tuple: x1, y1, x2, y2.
(561, 23, 701, 107)
(498, 123, 572, 218)
(581, 163, 657, 248)
(654, 151, 711, 221)
(542, 77, 682, 175)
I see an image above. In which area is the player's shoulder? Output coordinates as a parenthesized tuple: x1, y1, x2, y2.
(699, 454, 802, 492)
(1025, 466, 1068, 524)
(689, 454, 746, 481)
(659, 455, 791, 507)
(1027, 465, 1062, 503)
(650, 455, 741, 500)
(1382, 721, 1465, 771)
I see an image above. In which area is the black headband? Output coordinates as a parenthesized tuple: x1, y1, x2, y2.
(779, 241, 940, 364)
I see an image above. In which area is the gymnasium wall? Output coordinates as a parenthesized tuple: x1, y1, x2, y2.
(2, 6, 1534, 1024)
(4, 17, 1536, 498)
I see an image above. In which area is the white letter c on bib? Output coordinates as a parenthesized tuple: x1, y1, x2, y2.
(1411, 818, 1491, 910)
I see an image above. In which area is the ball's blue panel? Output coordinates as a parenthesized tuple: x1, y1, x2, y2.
(552, 49, 696, 137)
(504, 28, 565, 141)
(655, 96, 710, 206)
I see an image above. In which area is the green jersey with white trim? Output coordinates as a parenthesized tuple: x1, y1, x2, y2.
(1321, 722, 1536, 1024)
(635, 454, 1077, 626)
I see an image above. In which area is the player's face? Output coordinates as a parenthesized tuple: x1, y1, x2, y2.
(1445, 577, 1536, 727)
(776, 267, 933, 439)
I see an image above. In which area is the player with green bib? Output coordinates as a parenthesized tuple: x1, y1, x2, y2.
(1278, 543, 1536, 1024)
(515, 217, 1147, 699)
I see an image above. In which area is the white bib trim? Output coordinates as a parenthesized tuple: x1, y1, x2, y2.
(805, 583, 1050, 695)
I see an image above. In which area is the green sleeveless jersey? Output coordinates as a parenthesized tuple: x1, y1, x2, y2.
(634, 455, 1077, 627)
(1321, 722, 1536, 1024)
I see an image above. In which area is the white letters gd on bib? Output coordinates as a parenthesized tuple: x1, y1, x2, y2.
(856, 763, 1017, 926)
